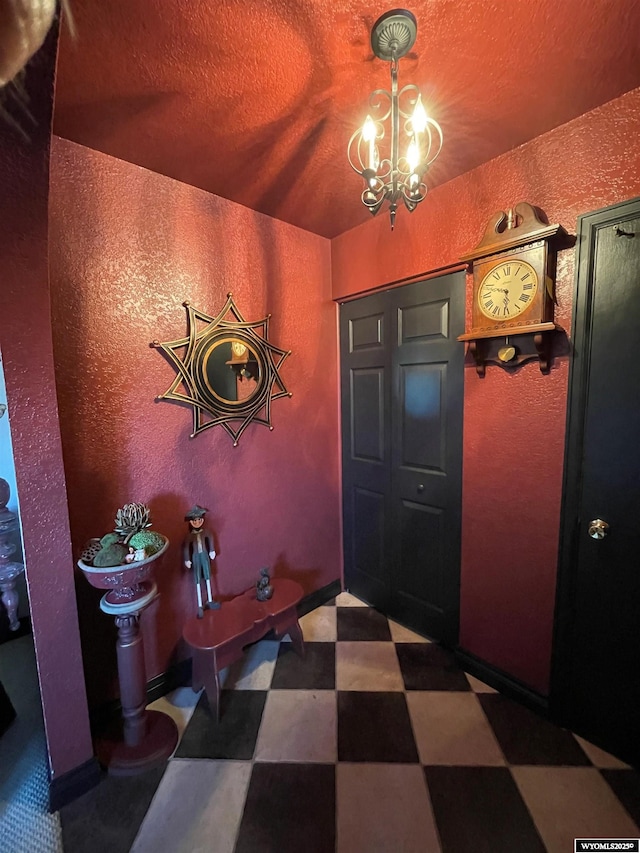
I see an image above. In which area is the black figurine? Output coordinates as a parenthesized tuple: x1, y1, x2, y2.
(256, 567, 273, 601)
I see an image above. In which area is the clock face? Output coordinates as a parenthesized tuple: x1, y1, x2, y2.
(477, 260, 539, 321)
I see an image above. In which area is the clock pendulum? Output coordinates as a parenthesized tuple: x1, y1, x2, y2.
(497, 338, 517, 363)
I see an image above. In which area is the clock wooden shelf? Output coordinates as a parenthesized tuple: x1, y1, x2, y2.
(458, 202, 569, 376)
(459, 322, 563, 377)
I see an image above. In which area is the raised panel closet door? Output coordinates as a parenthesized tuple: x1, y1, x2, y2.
(340, 272, 465, 643)
(389, 273, 465, 642)
(340, 293, 392, 610)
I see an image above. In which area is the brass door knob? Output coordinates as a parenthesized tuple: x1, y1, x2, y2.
(588, 519, 609, 540)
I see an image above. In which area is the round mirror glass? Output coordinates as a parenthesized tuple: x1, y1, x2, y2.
(199, 336, 263, 406)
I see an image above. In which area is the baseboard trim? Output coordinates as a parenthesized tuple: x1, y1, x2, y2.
(90, 656, 193, 733)
(145, 656, 192, 704)
(297, 578, 342, 617)
(455, 647, 549, 716)
(49, 757, 101, 812)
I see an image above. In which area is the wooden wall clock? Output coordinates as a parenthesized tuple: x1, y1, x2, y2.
(458, 202, 568, 376)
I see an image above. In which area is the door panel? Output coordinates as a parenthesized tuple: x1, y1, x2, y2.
(399, 362, 446, 472)
(351, 369, 384, 461)
(554, 198, 640, 765)
(350, 311, 385, 351)
(341, 273, 464, 642)
(395, 500, 444, 615)
(398, 299, 449, 342)
(352, 488, 386, 584)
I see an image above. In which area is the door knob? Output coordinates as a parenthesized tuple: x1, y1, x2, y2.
(588, 519, 609, 540)
(417, 484, 424, 493)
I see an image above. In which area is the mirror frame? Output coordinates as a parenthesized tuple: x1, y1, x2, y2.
(151, 294, 291, 444)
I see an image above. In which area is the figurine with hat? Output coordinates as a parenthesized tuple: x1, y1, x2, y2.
(183, 504, 220, 618)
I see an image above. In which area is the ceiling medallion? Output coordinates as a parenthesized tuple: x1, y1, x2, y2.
(151, 294, 291, 445)
(347, 9, 443, 230)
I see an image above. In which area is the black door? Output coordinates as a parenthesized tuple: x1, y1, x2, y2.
(340, 272, 465, 643)
(554, 197, 640, 765)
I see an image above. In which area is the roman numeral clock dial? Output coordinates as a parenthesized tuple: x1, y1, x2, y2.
(478, 260, 538, 320)
(457, 202, 568, 376)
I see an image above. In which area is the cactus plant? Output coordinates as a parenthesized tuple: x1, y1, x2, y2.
(128, 530, 165, 557)
(99, 532, 122, 548)
(114, 502, 152, 543)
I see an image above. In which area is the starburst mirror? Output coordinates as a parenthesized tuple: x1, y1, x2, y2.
(151, 295, 291, 444)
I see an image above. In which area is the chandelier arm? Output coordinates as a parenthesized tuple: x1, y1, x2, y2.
(347, 126, 367, 175)
(347, 87, 392, 177)
(361, 188, 387, 216)
(368, 87, 392, 122)
(397, 83, 421, 118)
(348, 124, 390, 177)
(424, 122, 444, 165)
(401, 179, 427, 206)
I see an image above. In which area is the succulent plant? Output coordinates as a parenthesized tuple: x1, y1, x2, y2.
(114, 502, 152, 543)
(93, 542, 129, 568)
(99, 532, 122, 548)
(128, 530, 165, 556)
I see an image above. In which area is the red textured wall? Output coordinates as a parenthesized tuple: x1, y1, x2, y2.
(49, 138, 342, 706)
(0, 32, 94, 776)
(332, 87, 640, 693)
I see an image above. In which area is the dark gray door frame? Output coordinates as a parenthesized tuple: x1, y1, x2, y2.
(551, 195, 640, 721)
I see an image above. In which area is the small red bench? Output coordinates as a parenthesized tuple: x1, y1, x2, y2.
(182, 578, 305, 721)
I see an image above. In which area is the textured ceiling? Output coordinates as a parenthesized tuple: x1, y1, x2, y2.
(53, 0, 640, 238)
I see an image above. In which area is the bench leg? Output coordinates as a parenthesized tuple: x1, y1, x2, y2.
(192, 650, 221, 722)
(202, 667, 221, 723)
(288, 619, 305, 659)
(191, 650, 205, 693)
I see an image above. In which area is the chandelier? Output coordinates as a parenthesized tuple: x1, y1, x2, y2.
(348, 9, 443, 230)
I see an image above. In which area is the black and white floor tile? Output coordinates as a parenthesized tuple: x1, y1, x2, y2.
(60, 592, 640, 853)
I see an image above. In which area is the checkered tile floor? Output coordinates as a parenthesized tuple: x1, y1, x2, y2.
(60, 592, 640, 853)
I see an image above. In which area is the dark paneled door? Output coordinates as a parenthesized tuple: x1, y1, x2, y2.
(554, 198, 640, 765)
(340, 272, 465, 643)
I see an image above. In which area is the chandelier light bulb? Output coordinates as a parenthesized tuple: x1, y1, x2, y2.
(411, 95, 428, 134)
(362, 115, 377, 170)
(362, 115, 377, 142)
(407, 139, 420, 172)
